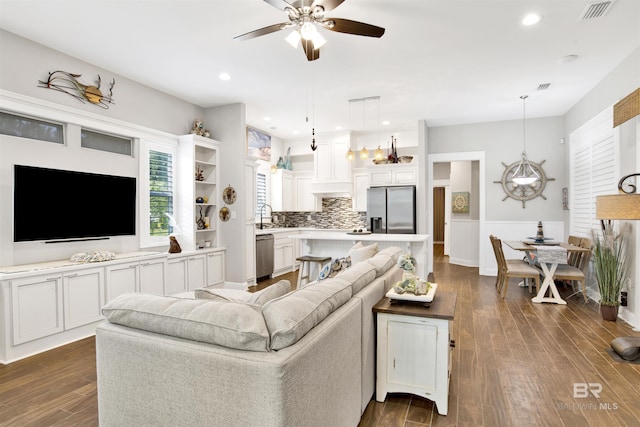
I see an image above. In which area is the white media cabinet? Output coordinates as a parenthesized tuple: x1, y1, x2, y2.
(0, 248, 226, 364)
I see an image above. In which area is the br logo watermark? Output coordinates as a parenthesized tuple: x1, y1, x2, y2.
(557, 383, 618, 411)
(573, 382, 602, 398)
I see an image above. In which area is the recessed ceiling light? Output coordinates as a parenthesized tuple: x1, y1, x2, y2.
(522, 13, 542, 26)
(263, 116, 271, 121)
(382, 120, 390, 126)
(292, 130, 299, 134)
(336, 126, 343, 130)
(218, 72, 231, 81)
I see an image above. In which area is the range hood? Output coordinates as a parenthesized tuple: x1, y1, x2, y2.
(311, 181, 352, 197)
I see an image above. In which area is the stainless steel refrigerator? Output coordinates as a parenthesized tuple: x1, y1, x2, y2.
(366, 186, 416, 234)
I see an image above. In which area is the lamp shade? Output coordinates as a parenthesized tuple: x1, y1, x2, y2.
(596, 194, 640, 220)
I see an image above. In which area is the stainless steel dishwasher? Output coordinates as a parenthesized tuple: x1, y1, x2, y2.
(255, 233, 274, 281)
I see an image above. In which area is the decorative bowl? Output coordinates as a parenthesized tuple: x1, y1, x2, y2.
(372, 159, 389, 165)
(398, 156, 413, 163)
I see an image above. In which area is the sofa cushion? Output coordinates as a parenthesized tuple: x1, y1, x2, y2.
(262, 278, 353, 350)
(365, 254, 395, 278)
(335, 261, 377, 294)
(102, 293, 270, 352)
(377, 246, 403, 263)
(348, 242, 378, 265)
(194, 280, 291, 305)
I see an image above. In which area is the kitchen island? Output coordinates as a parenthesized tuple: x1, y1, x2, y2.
(290, 232, 431, 278)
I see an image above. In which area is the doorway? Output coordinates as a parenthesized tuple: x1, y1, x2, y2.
(427, 152, 485, 275)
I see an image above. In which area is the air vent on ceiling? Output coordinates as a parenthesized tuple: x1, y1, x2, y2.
(579, 0, 616, 21)
(537, 83, 551, 91)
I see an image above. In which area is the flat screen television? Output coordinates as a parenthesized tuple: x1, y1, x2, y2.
(14, 165, 136, 242)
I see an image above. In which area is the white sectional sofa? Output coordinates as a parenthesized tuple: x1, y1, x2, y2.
(95, 246, 403, 427)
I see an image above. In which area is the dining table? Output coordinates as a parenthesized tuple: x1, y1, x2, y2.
(503, 240, 590, 305)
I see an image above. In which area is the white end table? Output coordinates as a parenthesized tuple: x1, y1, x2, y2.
(373, 290, 456, 415)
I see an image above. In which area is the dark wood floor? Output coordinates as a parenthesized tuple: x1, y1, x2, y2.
(2, 244, 640, 426)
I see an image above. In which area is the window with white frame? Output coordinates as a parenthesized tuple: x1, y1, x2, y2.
(569, 106, 618, 238)
(0, 110, 64, 144)
(140, 139, 177, 247)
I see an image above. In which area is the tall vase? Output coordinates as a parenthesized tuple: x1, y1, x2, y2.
(600, 304, 618, 321)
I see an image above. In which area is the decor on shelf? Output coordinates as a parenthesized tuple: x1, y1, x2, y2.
(38, 70, 115, 109)
(511, 95, 540, 185)
(196, 206, 206, 230)
(452, 192, 470, 214)
(387, 136, 399, 163)
(168, 236, 182, 254)
(195, 166, 204, 181)
(190, 119, 210, 138)
(247, 127, 271, 161)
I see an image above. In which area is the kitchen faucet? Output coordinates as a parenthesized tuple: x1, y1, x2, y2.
(259, 203, 272, 230)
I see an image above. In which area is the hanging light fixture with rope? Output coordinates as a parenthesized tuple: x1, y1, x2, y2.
(511, 95, 540, 185)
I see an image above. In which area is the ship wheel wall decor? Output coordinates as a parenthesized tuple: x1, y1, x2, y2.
(494, 159, 555, 208)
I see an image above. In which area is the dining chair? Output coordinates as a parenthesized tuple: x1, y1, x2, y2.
(566, 235, 582, 267)
(552, 237, 593, 303)
(490, 235, 541, 298)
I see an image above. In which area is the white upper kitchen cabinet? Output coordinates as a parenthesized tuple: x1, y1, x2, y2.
(313, 138, 352, 183)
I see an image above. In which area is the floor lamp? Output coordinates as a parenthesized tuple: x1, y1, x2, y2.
(596, 173, 640, 361)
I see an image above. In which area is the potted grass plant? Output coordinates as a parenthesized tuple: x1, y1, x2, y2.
(593, 227, 628, 321)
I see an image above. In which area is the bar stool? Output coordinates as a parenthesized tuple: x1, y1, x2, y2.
(296, 255, 331, 288)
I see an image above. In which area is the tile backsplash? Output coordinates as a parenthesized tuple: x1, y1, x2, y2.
(263, 197, 367, 229)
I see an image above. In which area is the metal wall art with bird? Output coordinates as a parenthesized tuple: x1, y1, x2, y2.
(38, 71, 115, 109)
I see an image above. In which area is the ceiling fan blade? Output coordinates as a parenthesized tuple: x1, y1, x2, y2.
(301, 39, 320, 61)
(324, 18, 385, 38)
(234, 22, 291, 41)
(263, 0, 296, 11)
(312, 0, 346, 12)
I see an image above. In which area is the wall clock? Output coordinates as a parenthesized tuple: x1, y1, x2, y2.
(494, 159, 555, 208)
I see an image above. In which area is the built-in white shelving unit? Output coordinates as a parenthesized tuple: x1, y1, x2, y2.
(177, 135, 221, 251)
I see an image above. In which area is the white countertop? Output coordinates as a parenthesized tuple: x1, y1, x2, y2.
(290, 232, 430, 243)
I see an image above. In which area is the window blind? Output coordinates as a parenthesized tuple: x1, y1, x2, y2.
(256, 172, 267, 217)
(149, 150, 174, 236)
(569, 106, 617, 237)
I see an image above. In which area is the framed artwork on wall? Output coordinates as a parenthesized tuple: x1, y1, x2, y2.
(452, 192, 470, 214)
(247, 127, 271, 161)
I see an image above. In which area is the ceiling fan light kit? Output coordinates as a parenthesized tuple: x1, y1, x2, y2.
(235, 0, 385, 61)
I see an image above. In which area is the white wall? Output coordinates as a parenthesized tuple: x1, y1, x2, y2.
(0, 30, 202, 135)
(428, 116, 566, 222)
(0, 30, 206, 265)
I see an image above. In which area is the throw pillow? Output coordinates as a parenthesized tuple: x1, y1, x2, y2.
(318, 257, 351, 281)
(348, 242, 378, 265)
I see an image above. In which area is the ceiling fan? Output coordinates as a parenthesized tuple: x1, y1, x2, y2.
(234, 0, 385, 61)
